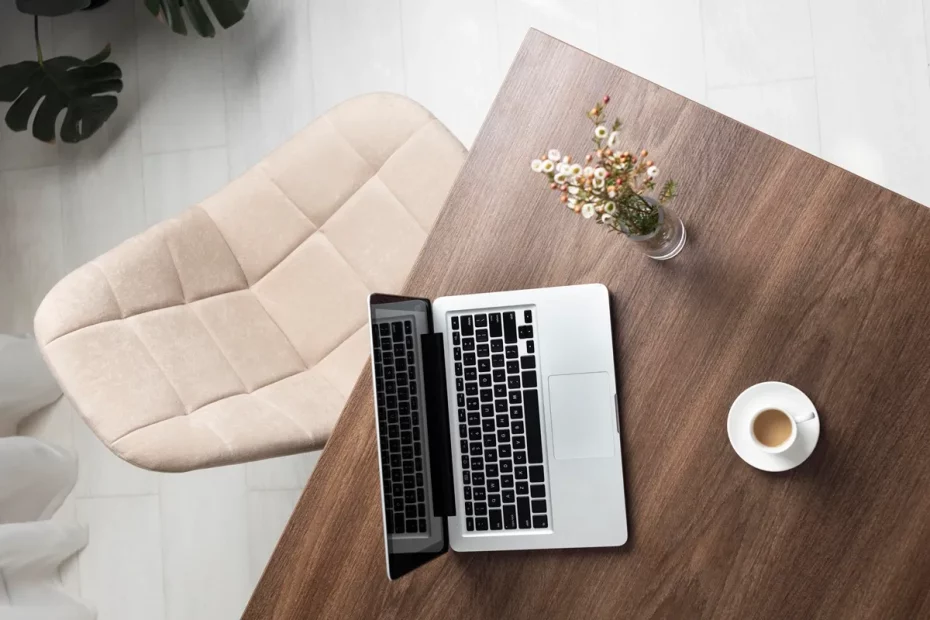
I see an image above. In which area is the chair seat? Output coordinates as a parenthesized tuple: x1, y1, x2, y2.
(34, 93, 465, 472)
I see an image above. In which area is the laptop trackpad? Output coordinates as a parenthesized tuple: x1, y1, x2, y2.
(548, 372, 616, 460)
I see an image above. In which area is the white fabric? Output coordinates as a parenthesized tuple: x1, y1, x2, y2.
(0, 334, 93, 619)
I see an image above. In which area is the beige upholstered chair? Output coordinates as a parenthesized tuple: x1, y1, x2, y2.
(34, 93, 465, 472)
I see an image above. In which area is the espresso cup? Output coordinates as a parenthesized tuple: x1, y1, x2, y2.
(749, 407, 816, 454)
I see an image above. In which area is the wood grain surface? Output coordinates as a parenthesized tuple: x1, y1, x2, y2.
(244, 30, 930, 619)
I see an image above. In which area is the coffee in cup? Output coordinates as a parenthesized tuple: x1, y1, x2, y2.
(749, 407, 816, 454)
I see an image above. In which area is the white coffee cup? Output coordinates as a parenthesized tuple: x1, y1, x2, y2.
(749, 407, 816, 454)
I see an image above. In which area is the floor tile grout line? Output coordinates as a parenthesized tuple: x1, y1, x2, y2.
(706, 74, 818, 94)
(804, 0, 823, 155)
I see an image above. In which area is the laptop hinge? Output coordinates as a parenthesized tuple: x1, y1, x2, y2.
(420, 333, 456, 518)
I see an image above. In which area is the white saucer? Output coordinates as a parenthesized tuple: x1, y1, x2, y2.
(727, 381, 820, 472)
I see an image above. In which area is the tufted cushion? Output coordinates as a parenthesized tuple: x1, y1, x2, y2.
(34, 93, 466, 472)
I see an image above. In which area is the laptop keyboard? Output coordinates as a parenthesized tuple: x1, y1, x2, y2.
(373, 318, 428, 535)
(450, 308, 550, 532)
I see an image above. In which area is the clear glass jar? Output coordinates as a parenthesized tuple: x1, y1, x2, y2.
(620, 204, 686, 260)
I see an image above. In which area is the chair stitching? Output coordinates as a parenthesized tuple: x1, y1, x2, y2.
(246, 290, 309, 371)
(121, 318, 190, 417)
(194, 205, 249, 286)
(159, 225, 188, 303)
(184, 305, 249, 401)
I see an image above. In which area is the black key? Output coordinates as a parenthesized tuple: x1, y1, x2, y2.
(392, 321, 404, 340)
(464, 352, 476, 366)
(410, 382, 417, 396)
(482, 419, 494, 432)
(413, 429, 421, 442)
(518, 325, 533, 339)
(471, 458, 484, 471)
(465, 382, 478, 396)
(505, 345, 519, 359)
(520, 355, 536, 370)
(418, 518, 427, 531)
(516, 481, 529, 495)
(407, 351, 415, 364)
(490, 339, 504, 353)
(405, 335, 413, 348)
(455, 362, 463, 377)
(531, 499, 547, 513)
(466, 517, 474, 531)
(523, 389, 543, 463)
(396, 373, 408, 386)
(517, 497, 531, 528)
(506, 361, 519, 374)
(513, 435, 526, 450)
(524, 310, 532, 323)
(451, 316, 459, 330)
(503, 311, 517, 343)
(461, 315, 474, 336)
(489, 313, 503, 337)
(531, 484, 546, 498)
(379, 323, 390, 337)
(522, 372, 538, 389)
(481, 404, 494, 417)
(510, 406, 523, 419)
(508, 392, 521, 405)
(529, 465, 545, 482)
(478, 358, 491, 372)
(490, 509, 503, 530)
(495, 399, 508, 413)
(527, 340, 535, 354)
(395, 515, 405, 534)
(393, 483, 404, 496)
(503, 489, 515, 503)
(465, 501, 473, 515)
(483, 434, 496, 448)
(390, 454, 402, 468)
(476, 329, 489, 343)
(512, 420, 525, 434)
(473, 488, 487, 501)
(492, 369, 506, 383)
(395, 358, 407, 372)
(487, 477, 500, 492)
(452, 332, 461, 346)
(501, 474, 514, 487)
(470, 443, 482, 456)
(393, 343, 404, 357)
(491, 354, 504, 368)
(477, 344, 490, 357)
(533, 515, 548, 528)
(472, 472, 485, 486)
(488, 494, 502, 508)
(460, 439, 467, 452)
(476, 517, 488, 531)
(462, 455, 469, 469)
(405, 505, 416, 518)
(500, 459, 513, 473)
(497, 429, 511, 443)
(418, 504, 426, 518)
(467, 397, 479, 410)
(403, 462, 414, 475)
(493, 384, 506, 398)
(389, 439, 400, 452)
(464, 367, 477, 381)
(383, 352, 394, 365)
(496, 414, 509, 427)
(454, 347, 461, 361)
(479, 374, 491, 388)
(457, 378, 465, 392)
(416, 472, 424, 486)
(484, 449, 497, 462)
(457, 393, 464, 407)
(504, 505, 517, 529)
(464, 485, 472, 500)
(402, 446, 413, 459)
(486, 464, 499, 478)
(463, 337, 475, 351)
(514, 451, 527, 465)
(515, 466, 527, 480)
(474, 314, 488, 328)
(385, 381, 396, 394)
(468, 411, 480, 425)
(469, 427, 481, 440)
(458, 408, 466, 422)
(393, 498, 404, 513)
(474, 502, 488, 516)
(480, 389, 493, 403)
(508, 375, 521, 390)
(499, 446, 512, 460)
(388, 425, 399, 438)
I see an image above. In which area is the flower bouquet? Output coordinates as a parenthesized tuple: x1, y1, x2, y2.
(531, 96, 687, 260)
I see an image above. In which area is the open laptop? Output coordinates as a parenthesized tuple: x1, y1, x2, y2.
(368, 284, 627, 579)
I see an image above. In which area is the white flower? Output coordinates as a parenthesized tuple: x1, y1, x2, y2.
(556, 162, 569, 174)
(541, 160, 555, 173)
(601, 214, 615, 225)
(594, 125, 608, 139)
(583, 166, 594, 177)
(548, 149, 561, 161)
(530, 159, 543, 172)
(568, 164, 583, 176)
(603, 201, 617, 214)
(594, 167, 607, 180)
(647, 165, 659, 178)
(607, 190, 616, 198)
(607, 131, 620, 147)
(581, 203, 596, 219)
(554, 172, 568, 184)
(567, 197, 577, 209)
(615, 162, 627, 172)
(568, 186, 580, 195)
(592, 178, 605, 190)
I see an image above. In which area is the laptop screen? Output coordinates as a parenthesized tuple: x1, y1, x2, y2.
(368, 294, 447, 579)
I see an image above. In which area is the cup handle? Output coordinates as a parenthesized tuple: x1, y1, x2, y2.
(794, 411, 816, 424)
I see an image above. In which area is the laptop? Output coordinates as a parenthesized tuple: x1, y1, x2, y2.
(368, 284, 627, 579)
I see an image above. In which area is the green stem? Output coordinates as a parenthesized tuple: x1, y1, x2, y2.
(34, 16, 44, 67)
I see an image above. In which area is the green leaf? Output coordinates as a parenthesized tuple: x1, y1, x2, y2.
(16, 0, 90, 17)
(0, 43, 121, 144)
(151, 0, 248, 37)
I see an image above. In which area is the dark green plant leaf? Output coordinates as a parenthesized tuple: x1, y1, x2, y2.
(16, 0, 90, 17)
(147, 0, 249, 37)
(0, 44, 122, 144)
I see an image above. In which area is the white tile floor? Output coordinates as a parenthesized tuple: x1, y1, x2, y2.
(3, 0, 930, 617)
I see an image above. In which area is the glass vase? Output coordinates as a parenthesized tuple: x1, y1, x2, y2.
(621, 204, 686, 260)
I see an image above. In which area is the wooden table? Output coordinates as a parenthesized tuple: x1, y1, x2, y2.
(244, 31, 930, 619)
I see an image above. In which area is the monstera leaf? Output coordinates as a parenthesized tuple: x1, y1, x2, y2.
(15, 0, 91, 17)
(144, 0, 250, 37)
(0, 44, 122, 143)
